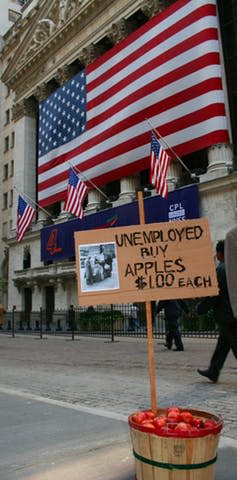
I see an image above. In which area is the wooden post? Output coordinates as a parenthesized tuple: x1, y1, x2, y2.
(137, 191, 157, 414)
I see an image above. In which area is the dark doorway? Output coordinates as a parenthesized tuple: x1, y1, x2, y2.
(45, 286, 55, 330)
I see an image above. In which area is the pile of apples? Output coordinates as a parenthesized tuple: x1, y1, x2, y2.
(130, 406, 222, 437)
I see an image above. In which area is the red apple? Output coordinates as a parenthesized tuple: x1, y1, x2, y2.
(167, 406, 180, 414)
(167, 410, 181, 423)
(180, 411, 193, 424)
(144, 410, 155, 420)
(132, 412, 146, 424)
(175, 422, 190, 432)
(204, 419, 216, 430)
(141, 421, 156, 430)
(153, 416, 166, 429)
(192, 417, 204, 428)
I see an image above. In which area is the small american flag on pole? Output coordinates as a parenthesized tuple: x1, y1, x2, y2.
(64, 167, 89, 218)
(150, 132, 171, 199)
(16, 195, 35, 242)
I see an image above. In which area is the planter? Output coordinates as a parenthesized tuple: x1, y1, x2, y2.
(128, 408, 223, 480)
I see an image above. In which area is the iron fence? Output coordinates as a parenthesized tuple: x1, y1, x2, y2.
(0, 302, 218, 340)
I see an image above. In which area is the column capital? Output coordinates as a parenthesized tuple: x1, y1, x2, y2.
(141, 0, 172, 19)
(33, 82, 56, 102)
(79, 44, 102, 67)
(55, 64, 79, 86)
(12, 98, 38, 121)
(107, 18, 133, 44)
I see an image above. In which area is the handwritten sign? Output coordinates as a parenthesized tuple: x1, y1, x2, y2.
(74, 218, 218, 306)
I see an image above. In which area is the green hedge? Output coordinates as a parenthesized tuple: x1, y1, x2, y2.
(181, 299, 218, 332)
(77, 309, 124, 331)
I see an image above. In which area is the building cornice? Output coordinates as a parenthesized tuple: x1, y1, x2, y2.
(2, 0, 171, 102)
(198, 171, 237, 195)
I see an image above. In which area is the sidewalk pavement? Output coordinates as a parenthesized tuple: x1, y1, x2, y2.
(0, 333, 236, 478)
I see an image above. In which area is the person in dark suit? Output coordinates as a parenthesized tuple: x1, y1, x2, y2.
(197, 239, 237, 383)
(225, 224, 237, 319)
(156, 299, 189, 351)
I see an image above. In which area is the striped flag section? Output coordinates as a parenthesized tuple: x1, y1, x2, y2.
(63, 167, 89, 219)
(150, 133, 171, 198)
(38, 0, 229, 207)
(16, 195, 35, 242)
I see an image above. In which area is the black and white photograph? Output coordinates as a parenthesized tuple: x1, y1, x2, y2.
(79, 242, 119, 292)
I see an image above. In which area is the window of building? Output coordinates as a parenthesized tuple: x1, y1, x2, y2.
(10, 160, 14, 177)
(5, 109, 10, 125)
(5, 85, 10, 97)
(3, 193, 8, 210)
(4, 137, 9, 152)
(9, 190, 13, 207)
(3, 164, 8, 180)
(2, 222, 8, 239)
(11, 132, 15, 148)
(23, 248, 31, 269)
(46, 202, 61, 218)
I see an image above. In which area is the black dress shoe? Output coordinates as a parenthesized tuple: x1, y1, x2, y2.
(197, 368, 219, 383)
(163, 343, 171, 350)
(174, 347, 184, 351)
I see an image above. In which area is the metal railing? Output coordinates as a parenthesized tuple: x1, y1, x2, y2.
(0, 303, 218, 340)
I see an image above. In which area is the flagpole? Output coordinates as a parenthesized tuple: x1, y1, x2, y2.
(69, 163, 109, 201)
(146, 118, 193, 175)
(14, 186, 51, 218)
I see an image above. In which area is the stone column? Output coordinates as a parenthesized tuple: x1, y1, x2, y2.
(166, 160, 182, 192)
(12, 98, 38, 230)
(32, 282, 42, 311)
(115, 175, 139, 205)
(200, 143, 233, 182)
(54, 278, 66, 309)
(85, 190, 103, 213)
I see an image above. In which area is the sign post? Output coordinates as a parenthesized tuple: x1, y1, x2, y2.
(138, 191, 157, 413)
(74, 207, 218, 414)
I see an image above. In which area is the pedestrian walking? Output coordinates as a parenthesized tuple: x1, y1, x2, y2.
(128, 303, 140, 330)
(197, 239, 237, 383)
(156, 299, 189, 351)
(225, 224, 237, 319)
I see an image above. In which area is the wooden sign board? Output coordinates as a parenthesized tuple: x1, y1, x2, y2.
(74, 218, 218, 306)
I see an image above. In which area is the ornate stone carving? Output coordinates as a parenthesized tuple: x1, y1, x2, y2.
(141, 0, 172, 19)
(12, 98, 38, 121)
(79, 44, 101, 67)
(107, 18, 133, 44)
(59, 0, 80, 25)
(33, 82, 56, 102)
(20, 19, 56, 65)
(55, 64, 79, 85)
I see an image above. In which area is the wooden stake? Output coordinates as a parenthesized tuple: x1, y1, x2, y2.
(137, 191, 157, 414)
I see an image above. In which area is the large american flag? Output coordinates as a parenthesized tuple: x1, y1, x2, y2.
(150, 133, 171, 198)
(16, 195, 35, 242)
(38, 0, 229, 208)
(64, 167, 89, 219)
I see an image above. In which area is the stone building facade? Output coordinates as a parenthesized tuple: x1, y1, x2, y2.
(0, 0, 237, 323)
